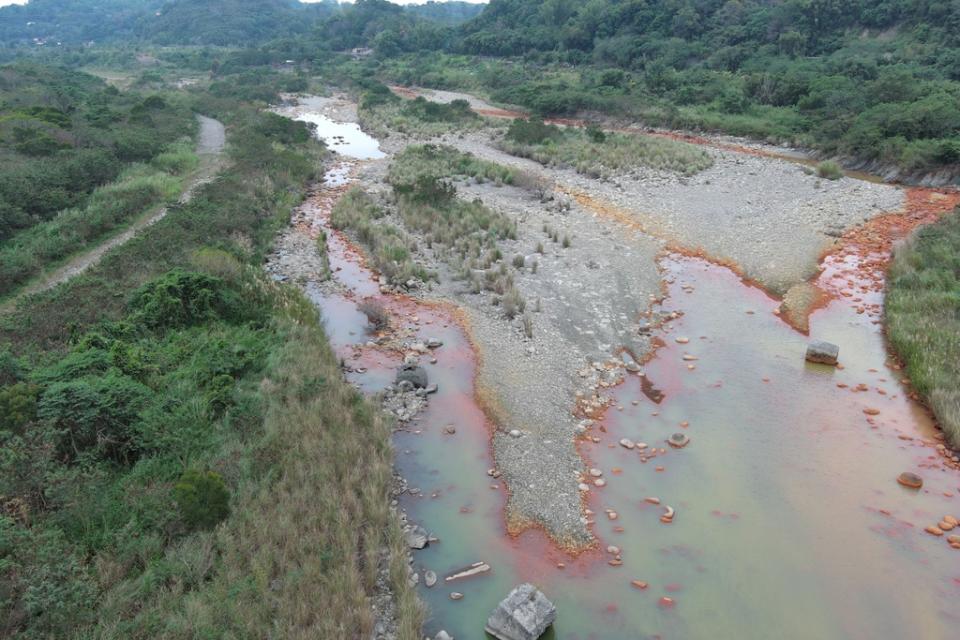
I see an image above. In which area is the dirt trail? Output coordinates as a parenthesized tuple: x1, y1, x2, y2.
(0, 115, 225, 314)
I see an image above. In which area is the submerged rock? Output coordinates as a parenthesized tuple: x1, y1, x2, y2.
(897, 471, 923, 489)
(396, 364, 428, 389)
(805, 340, 839, 365)
(668, 433, 690, 448)
(485, 583, 557, 640)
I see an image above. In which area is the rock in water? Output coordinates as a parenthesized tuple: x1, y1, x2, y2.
(405, 525, 429, 549)
(485, 583, 557, 640)
(805, 340, 839, 365)
(396, 364, 429, 389)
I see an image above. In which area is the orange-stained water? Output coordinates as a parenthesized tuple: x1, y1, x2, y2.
(294, 110, 960, 640)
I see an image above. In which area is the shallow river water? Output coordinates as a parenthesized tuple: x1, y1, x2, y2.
(285, 101, 960, 639)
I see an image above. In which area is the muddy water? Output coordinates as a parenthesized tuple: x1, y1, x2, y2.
(284, 104, 960, 639)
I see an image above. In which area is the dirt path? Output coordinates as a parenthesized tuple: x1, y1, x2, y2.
(0, 115, 225, 314)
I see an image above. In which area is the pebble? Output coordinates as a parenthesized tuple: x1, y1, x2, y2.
(589, 468, 604, 477)
(443, 425, 456, 435)
(631, 580, 648, 590)
(619, 438, 635, 449)
(594, 478, 607, 487)
(925, 525, 944, 536)
(675, 337, 690, 344)
(449, 592, 464, 600)
(425, 571, 437, 587)
(863, 407, 880, 416)
(509, 429, 522, 438)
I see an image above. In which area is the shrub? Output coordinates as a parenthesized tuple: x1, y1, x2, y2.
(37, 373, 152, 462)
(816, 160, 843, 180)
(129, 269, 240, 330)
(173, 469, 231, 531)
(506, 118, 563, 145)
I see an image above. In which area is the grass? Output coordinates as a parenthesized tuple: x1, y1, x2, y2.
(330, 188, 434, 286)
(817, 160, 844, 180)
(886, 209, 960, 447)
(499, 121, 713, 178)
(0, 106, 423, 637)
(0, 157, 190, 299)
(359, 94, 486, 138)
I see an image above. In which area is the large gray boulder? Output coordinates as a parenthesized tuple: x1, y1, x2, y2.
(396, 364, 428, 389)
(805, 340, 839, 365)
(485, 583, 556, 640)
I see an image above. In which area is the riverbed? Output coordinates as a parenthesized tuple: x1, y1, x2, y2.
(273, 95, 960, 640)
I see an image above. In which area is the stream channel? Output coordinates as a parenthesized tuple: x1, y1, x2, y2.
(275, 98, 960, 640)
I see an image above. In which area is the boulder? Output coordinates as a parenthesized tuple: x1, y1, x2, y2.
(396, 364, 428, 389)
(805, 340, 839, 365)
(485, 583, 557, 640)
(405, 525, 429, 550)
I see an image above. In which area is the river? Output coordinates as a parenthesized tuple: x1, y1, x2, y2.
(278, 97, 960, 640)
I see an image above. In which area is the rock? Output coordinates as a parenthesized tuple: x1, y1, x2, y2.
(450, 592, 464, 600)
(435, 632, 453, 640)
(427, 338, 444, 349)
(619, 438, 635, 450)
(396, 364, 428, 389)
(410, 342, 429, 354)
(668, 433, 690, 448)
(805, 340, 839, 365)
(443, 425, 457, 435)
(405, 525, 429, 549)
(897, 472, 923, 489)
(621, 352, 641, 373)
(509, 429, 522, 438)
(425, 570, 438, 587)
(484, 583, 557, 640)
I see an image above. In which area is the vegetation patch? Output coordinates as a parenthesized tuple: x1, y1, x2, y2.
(0, 98, 421, 638)
(330, 187, 434, 286)
(359, 87, 485, 138)
(887, 210, 960, 447)
(501, 118, 713, 178)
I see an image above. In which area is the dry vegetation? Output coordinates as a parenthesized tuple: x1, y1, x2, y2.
(887, 209, 960, 446)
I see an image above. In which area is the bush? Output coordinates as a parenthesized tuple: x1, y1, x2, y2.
(173, 469, 231, 531)
(129, 269, 240, 330)
(506, 118, 562, 145)
(37, 373, 152, 462)
(816, 160, 843, 180)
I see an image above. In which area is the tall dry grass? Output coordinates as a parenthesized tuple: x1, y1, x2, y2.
(887, 209, 960, 446)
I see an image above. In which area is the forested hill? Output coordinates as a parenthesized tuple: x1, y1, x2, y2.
(458, 1, 960, 67)
(0, 0, 334, 46)
(0, 0, 481, 48)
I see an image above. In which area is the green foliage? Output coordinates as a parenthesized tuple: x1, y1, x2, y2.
(817, 160, 843, 180)
(128, 269, 240, 330)
(0, 382, 38, 431)
(507, 118, 562, 145)
(330, 187, 433, 286)
(173, 469, 231, 530)
(0, 63, 195, 242)
(0, 168, 184, 298)
(502, 125, 713, 178)
(887, 210, 960, 447)
(37, 372, 152, 462)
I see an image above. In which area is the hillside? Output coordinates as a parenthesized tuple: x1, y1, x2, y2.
(363, 0, 960, 179)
